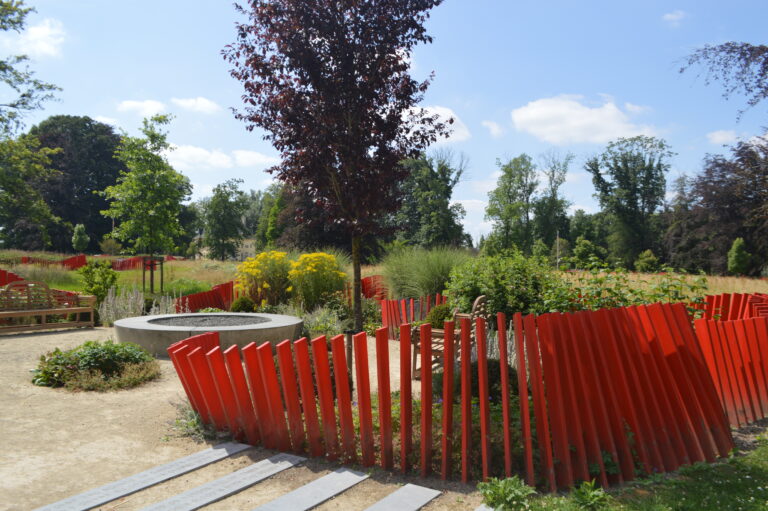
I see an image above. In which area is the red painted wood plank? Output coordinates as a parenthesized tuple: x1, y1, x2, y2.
(399, 324, 413, 473)
(223, 345, 260, 445)
(168, 344, 209, 424)
(331, 334, 356, 461)
(714, 321, 748, 426)
(294, 338, 323, 457)
(376, 327, 394, 470)
(419, 323, 433, 477)
(513, 312, 534, 487)
(276, 340, 306, 453)
(723, 320, 754, 424)
(205, 346, 242, 440)
(256, 342, 291, 452)
(187, 346, 227, 432)
(460, 317, 472, 483)
(440, 320, 456, 480)
(311, 336, 339, 460)
(354, 332, 375, 467)
(242, 342, 273, 447)
(475, 318, 492, 481)
(496, 313, 513, 478)
(735, 319, 764, 419)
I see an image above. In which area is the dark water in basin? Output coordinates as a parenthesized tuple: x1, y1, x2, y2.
(148, 315, 270, 327)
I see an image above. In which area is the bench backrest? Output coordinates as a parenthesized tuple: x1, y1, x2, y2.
(1, 281, 54, 310)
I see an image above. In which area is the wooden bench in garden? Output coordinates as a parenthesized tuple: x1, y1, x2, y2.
(0, 281, 96, 334)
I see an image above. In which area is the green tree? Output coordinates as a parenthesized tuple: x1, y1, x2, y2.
(0, 0, 59, 137)
(202, 179, 249, 260)
(533, 151, 572, 247)
(634, 249, 660, 273)
(727, 237, 751, 275)
(572, 236, 607, 269)
(397, 152, 470, 247)
(101, 115, 191, 256)
(485, 154, 539, 254)
(586, 136, 673, 267)
(28, 115, 126, 252)
(265, 189, 286, 247)
(0, 135, 60, 248)
(71, 223, 89, 252)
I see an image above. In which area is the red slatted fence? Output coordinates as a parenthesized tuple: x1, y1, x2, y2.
(380, 294, 448, 339)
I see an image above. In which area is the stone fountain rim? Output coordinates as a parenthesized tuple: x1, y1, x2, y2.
(113, 312, 302, 332)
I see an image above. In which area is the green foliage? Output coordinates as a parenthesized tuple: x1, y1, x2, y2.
(32, 340, 157, 390)
(426, 303, 453, 328)
(166, 278, 209, 296)
(572, 236, 607, 269)
(478, 476, 536, 511)
(168, 400, 219, 442)
(231, 296, 256, 313)
(101, 115, 192, 255)
(634, 249, 660, 273)
(571, 480, 611, 510)
(486, 154, 539, 254)
(78, 260, 118, 304)
(446, 250, 567, 317)
(202, 178, 249, 260)
(236, 250, 291, 306)
(197, 307, 225, 313)
(302, 305, 345, 340)
(288, 252, 347, 311)
(99, 236, 123, 255)
(727, 237, 751, 275)
(71, 223, 89, 252)
(382, 246, 472, 298)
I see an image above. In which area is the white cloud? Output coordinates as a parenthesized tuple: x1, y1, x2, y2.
(706, 130, 737, 145)
(662, 10, 687, 28)
(565, 171, 590, 185)
(233, 150, 280, 168)
(481, 120, 504, 138)
(0, 18, 66, 58)
(511, 94, 656, 145)
(166, 145, 233, 171)
(117, 100, 166, 117)
(171, 97, 221, 114)
(422, 105, 471, 144)
(468, 170, 502, 195)
(624, 102, 650, 114)
(568, 204, 597, 215)
(93, 116, 119, 126)
(452, 199, 487, 214)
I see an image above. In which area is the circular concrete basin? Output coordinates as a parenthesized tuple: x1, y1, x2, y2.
(114, 313, 303, 357)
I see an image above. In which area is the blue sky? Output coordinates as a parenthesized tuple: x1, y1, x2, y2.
(4, 0, 766, 243)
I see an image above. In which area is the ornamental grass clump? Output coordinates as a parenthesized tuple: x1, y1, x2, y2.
(236, 250, 291, 306)
(288, 252, 347, 311)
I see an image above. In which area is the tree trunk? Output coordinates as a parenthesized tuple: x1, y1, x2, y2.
(352, 234, 363, 333)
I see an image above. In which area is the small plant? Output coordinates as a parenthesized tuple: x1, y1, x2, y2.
(236, 250, 291, 306)
(32, 340, 159, 391)
(198, 307, 225, 313)
(571, 480, 611, 510)
(288, 252, 346, 311)
(303, 305, 344, 340)
(99, 286, 145, 326)
(231, 296, 256, 312)
(426, 302, 453, 328)
(71, 223, 90, 252)
(99, 236, 123, 255)
(78, 260, 118, 304)
(477, 476, 536, 511)
(167, 400, 220, 442)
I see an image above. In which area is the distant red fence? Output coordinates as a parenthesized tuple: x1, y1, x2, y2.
(19, 254, 87, 270)
(703, 293, 768, 320)
(0, 269, 24, 286)
(169, 299, 741, 489)
(111, 257, 143, 271)
(174, 281, 238, 312)
(380, 294, 448, 339)
(343, 275, 389, 302)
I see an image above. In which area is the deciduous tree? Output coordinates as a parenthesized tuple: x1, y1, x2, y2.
(485, 154, 539, 254)
(202, 178, 249, 260)
(224, 0, 450, 330)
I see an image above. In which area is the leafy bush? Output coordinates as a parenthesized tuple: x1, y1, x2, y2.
(426, 303, 453, 328)
(728, 237, 751, 275)
(236, 250, 291, 306)
(571, 480, 611, 510)
(634, 249, 659, 273)
(231, 296, 256, 313)
(477, 476, 536, 510)
(321, 290, 380, 335)
(446, 250, 568, 317)
(288, 252, 346, 311)
(382, 246, 472, 298)
(99, 236, 123, 255)
(303, 305, 345, 340)
(71, 223, 89, 252)
(78, 260, 118, 304)
(572, 237, 607, 269)
(33, 340, 158, 390)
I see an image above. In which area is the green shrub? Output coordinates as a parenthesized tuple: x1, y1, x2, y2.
(446, 250, 568, 317)
(231, 296, 256, 313)
(382, 246, 472, 298)
(634, 249, 659, 273)
(236, 250, 291, 306)
(477, 476, 536, 510)
(33, 340, 158, 391)
(71, 223, 90, 252)
(288, 252, 347, 311)
(572, 236, 606, 269)
(99, 236, 123, 255)
(571, 480, 611, 510)
(727, 237, 751, 275)
(303, 305, 344, 340)
(426, 303, 453, 328)
(78, 261, 118, 304)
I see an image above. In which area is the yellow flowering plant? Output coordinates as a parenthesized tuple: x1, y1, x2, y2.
(288, 252, 347, 311)
(236, 251, 291, 306)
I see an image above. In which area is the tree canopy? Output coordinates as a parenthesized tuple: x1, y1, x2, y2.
(485, 154, 539, 254)
(202, 178, 249, 260)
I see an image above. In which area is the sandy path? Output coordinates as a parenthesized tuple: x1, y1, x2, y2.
(0, 328, 479, 510)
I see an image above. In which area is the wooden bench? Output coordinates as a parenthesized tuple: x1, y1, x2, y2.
(0, 281, 96, 334)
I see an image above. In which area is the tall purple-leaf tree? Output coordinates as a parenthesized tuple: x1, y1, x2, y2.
(224, 0, 451, 331)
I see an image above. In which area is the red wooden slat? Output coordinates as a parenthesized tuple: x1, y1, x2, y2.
(440, 321, 456, 480)
(723, 320, 754, 424)
(256, 343, 291, 452)
(187, 346, 228, 432)
(460, 317, 472, 483)
(475, 318, 492, 481)
(294, 338, 323, 457)
(223, 345, 260, 445)
(710, 320, 743, 426)
(399, 324, 413, 473)
(354, 332, 375, 467)
(513, 313, 534, 486)
(311, 336, 339, 460)
(735, 320, 764, 419)
(419, 323, 433, 477)
(168, 344, 209, 424)
(496, 313, 513, 478)
(331, 334, 356, 461)
(276, 340, 305, 453)
(206, 346, 242, 440)
(376, 327, 393, 470)
(750, 318, 768, 415)
(242, 342, 273, 446)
